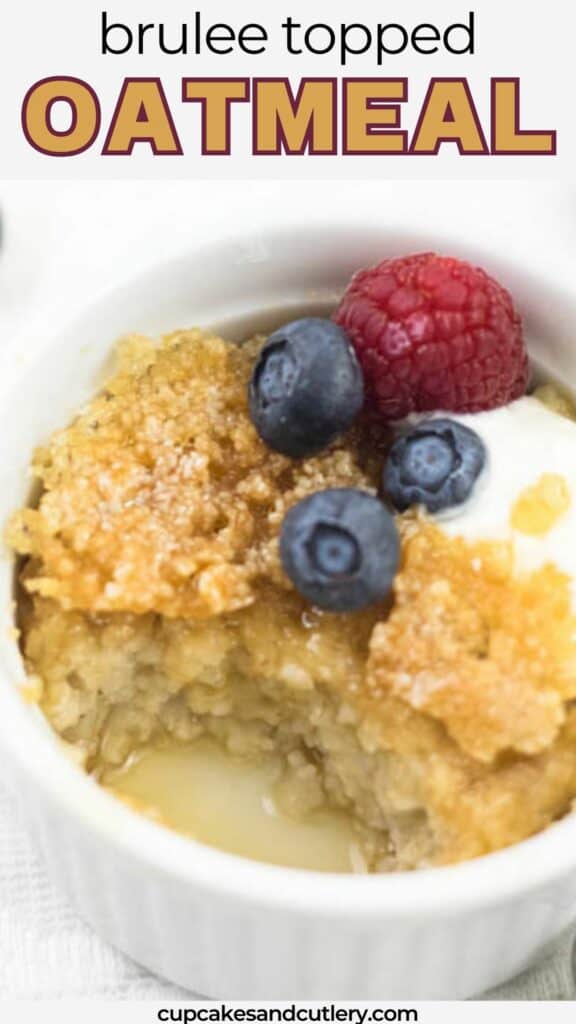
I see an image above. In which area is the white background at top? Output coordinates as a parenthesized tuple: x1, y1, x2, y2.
(1, 179, 575, 348)
(0, 0, 574, 179)
(0, 178, 574, 370)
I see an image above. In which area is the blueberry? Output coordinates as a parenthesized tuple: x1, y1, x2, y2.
(383, 418, 486, 514)
(249, 318, 363, 458)
(280, 488, 399, 612)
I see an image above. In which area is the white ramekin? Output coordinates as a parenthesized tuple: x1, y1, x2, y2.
(2, 223, 576, 1001)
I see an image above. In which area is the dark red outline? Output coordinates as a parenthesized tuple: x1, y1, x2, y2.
(182, 78, 249, 155)
(491, 78, 556, 156)
(45, 96, 78, 137)
(21, 76, 101, 157)
(342, 78, 408, 156)
(409, 77, 489, 156)
(102, 77, 183, 156)
(252, 78, 337, 156)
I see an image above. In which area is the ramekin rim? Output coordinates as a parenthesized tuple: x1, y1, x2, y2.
(1, 217, 575, 919)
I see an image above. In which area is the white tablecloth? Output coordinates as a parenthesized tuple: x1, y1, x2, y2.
(1, 181, 575, 1000)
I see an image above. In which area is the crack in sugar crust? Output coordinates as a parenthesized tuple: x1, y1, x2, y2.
(19, 573, 576, 867)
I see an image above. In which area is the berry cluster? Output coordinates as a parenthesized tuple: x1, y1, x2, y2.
(248, 254, 526, 612)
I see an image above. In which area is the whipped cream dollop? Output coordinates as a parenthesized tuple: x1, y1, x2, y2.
(426, 396, 576, 592)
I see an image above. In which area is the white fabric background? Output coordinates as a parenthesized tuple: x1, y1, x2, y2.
(0, 181, 575, 1000)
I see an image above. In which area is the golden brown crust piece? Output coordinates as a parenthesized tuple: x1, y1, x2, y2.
(8, 332, 373, 618)
(367, 521, 576, 763)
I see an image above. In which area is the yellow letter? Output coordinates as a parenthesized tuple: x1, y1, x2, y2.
(254, 79, 335, 154)
(183, 79, 249, 154)
(411, 79, 488, 154)
(491, 79, 556, 154)
(22, 77, 100, 156)
(343, 80, 407, 154)
(103, 78, 182, 155)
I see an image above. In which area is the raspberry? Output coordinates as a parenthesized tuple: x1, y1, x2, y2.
(334, 253, 529, 421)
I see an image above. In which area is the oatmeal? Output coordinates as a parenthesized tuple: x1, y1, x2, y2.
(10, 251, 576, 872)
(8, 323, 576, 872)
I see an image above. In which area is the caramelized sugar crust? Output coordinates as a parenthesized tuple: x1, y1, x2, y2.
(9, 331, 576, 868)
(9, 333, 375, 618)
(369, 522, 576, 763)
(510, 473, 572, 536)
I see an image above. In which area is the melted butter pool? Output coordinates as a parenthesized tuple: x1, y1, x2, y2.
(105, 738, 364, 873)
